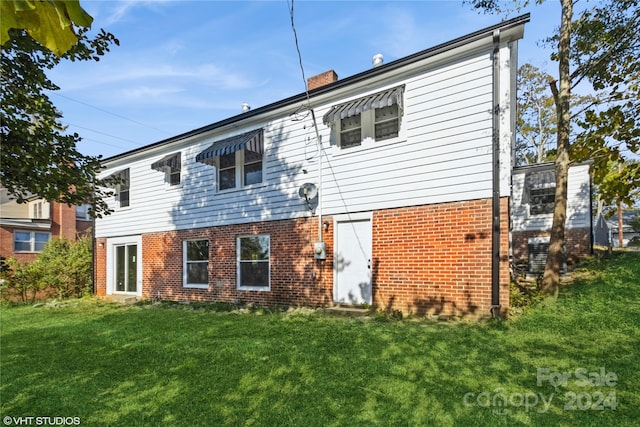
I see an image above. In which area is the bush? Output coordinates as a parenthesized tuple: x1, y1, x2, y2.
(0, 237, 92, 302)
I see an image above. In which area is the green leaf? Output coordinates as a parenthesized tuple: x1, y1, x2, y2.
(0, 0, 93, 56)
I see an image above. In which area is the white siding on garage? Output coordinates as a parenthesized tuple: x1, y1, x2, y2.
(95, 45, 515, 238)
(511, 163, 591, 232)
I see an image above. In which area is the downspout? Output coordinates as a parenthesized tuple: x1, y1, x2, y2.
(490, 29, 502, 317)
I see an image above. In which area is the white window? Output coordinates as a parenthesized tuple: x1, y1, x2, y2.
(530, 187, 555, 215)
(76, 204, 91, 221)
(183, 239, 209, 288)
(337, 105, 400, 148)
(151, 152, 181, 186)
(14, 231, 50, 252)
(525, 170, 555, 216)
(118, 176, 130, 208)
(237, 235, 270, 290)
(218, 150, 263, 191)
(323, 86, 404, 150)
(105, 169, 130, 208)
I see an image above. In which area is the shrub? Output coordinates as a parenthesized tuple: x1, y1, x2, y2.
(0, 237, 92, 302)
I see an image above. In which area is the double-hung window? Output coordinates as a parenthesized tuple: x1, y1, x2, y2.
(323, 85, 404, 149)
(151, 152, 181, 186)
(237, 235, 270, 290)
(105, 169, 130, 208)
(195, 129, 264, 191)
(525, 170, 556, 216)
(183, 239, 209, 288)
(14, 231, 50, 252)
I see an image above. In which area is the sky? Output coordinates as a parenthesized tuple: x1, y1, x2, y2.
(46, 0, 562, 159)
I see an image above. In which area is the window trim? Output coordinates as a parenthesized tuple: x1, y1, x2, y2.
(237, 234, 270, 291)
(183, 239, 210, 289)
(13, 230, 51, 253)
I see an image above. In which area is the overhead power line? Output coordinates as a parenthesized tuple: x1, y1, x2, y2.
(62, 121, 146, 146)
(50, 91, 171, 135)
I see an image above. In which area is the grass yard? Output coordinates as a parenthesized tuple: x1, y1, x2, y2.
(1, 252, 639, 426)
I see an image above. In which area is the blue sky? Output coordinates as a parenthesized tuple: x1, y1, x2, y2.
(47, 0, 561, 159)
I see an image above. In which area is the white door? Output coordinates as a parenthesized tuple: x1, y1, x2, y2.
(106, 235, 143, 297)
(334, 214, 372, 305)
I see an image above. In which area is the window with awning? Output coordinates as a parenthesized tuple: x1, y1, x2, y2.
(322, 86, 404, 148)
(151, 152, 181, 185)
(195, 129, 263, 166)
(104, 169, 130, 208)
(195, 129, 264, 191)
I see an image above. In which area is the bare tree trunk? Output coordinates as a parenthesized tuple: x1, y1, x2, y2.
(617, 161, 624, 248)
(541, 0, 573, 296)
(618, 199, 624, 248)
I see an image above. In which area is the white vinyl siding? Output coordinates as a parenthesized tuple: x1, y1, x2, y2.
(511, 164, 591, 231)
(95, 45, 516, 238)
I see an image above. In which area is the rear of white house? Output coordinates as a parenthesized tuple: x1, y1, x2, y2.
(94, 16, 529, 318)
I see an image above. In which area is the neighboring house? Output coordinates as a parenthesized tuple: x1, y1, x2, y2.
(0, 188, 92, 264)
(594, 210, 640, 247)
(94, 16, 529, 318)
(510, 162, 593, 273)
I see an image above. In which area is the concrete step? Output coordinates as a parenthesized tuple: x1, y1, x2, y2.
(325, 305, 371, 317)
(100, 294, 138, 305)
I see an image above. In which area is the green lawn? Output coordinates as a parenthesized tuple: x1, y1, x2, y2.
(1, 252, 638, 426)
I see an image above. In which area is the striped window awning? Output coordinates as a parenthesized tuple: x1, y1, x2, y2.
(103, 168, 129, 188)
(151, 152, 181, 172)
(322, 85, 404, 125)
(196, 129, 263, 166)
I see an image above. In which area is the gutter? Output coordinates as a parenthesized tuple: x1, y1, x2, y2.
(490, 29, 501, 317)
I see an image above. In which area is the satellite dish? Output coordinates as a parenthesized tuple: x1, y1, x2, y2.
(298, 183, 318, 202)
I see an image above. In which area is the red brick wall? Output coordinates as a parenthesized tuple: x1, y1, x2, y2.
(0, 226, 39, 264)
(512, 227, 591, 269)
(372, 198, 509, 318)
(94, 238, 107, 296)
(94, 198, 509, 318)
(140, 217, 335, 307)
(50, 202, 77, 240)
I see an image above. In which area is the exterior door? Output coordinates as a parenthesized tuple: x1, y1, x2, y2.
(115, 244, 137, 293)
(334, 214, 372, 305)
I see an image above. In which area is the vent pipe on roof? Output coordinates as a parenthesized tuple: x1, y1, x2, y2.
(372, 53, 384, 67)
(241, 103, 251, 113)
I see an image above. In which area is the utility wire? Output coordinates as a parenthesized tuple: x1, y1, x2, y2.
(50, 91, 171, 135)
(62, 121, 146, 146)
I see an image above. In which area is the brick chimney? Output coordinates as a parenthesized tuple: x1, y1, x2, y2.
(307, 70, 338, 91)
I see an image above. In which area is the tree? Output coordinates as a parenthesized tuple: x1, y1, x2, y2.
(0, 0, 93, 56)
(1, 26, 119, 217)
(468, 0, 640, 295)
(516, 64, 557, 165)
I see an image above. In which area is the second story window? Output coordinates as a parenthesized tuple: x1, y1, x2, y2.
(151, 152, 181, 186)
(525, 169, 556, 216)
(323, 85, 404, 149)
(104, 168, 130, 209)
(195, 129, 264, 191)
